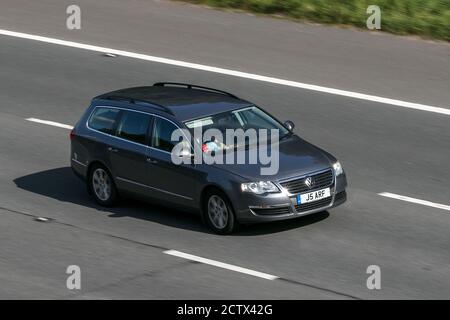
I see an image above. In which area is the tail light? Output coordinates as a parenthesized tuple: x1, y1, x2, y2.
(70, 128, 75, 140)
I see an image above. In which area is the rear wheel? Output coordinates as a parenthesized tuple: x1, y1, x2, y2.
(88, 164, 117, 206)
(203, 189, 237, 234)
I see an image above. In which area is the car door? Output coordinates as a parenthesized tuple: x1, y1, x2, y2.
(146, 115, 199, 208)
(108, 109, 152, 196)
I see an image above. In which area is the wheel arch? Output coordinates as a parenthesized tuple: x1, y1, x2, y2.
(200, 184, 235, 214)
(86, 160, 115, 193)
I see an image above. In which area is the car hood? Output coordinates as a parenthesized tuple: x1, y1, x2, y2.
(212, 135, 335, 181)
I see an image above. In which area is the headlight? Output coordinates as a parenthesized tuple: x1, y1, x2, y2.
(333, 161, 344, 176)
(241, 181, 280, 194)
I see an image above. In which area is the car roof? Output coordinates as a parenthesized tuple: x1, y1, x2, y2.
(93, 84, 252, 122)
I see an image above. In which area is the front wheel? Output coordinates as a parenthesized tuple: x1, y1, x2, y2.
(203, 190, 237, 235)
(88, 164, 117, 206)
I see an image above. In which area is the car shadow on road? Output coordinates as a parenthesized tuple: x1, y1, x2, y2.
(14, 167, 329, 236)
(236, 211, 329, 236)
(13, 167, 208, 233)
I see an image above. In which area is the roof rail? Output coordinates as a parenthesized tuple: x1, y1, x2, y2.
(153, 82, 239, 99)
(104, 95, 174, 116)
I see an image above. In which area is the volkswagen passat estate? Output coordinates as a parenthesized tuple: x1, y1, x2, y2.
(71, 83, 347, 234)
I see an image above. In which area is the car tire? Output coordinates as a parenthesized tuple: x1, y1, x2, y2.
(203, 189, 238, 235)
(88, 164, 117, 206)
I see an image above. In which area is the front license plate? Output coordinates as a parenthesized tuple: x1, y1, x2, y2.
(297, 188, 331, 204)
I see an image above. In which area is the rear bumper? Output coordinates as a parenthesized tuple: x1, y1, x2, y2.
(71, 158, 88, 181)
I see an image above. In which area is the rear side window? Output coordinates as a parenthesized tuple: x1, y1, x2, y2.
(151, 117, 178, 152)
(88, 107, 120, 134)
(116, 110, 151, 144)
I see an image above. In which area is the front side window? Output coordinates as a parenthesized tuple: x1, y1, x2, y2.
(151, 117, 178, 152)
(184, 106, 289, 149)
(116, 111, 151, 144)
(88, 107, 120, 134)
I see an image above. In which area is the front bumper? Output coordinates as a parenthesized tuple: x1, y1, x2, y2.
(234, 172, 347, 223)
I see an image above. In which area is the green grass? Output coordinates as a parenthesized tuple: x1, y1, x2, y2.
(181, 0, 450, 41)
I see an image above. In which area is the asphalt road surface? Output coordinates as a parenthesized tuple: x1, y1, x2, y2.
(0, 0, 449, 299)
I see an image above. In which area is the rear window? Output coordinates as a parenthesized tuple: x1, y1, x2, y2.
(88, 107, 120, 134)
(116, 110, 151, 144)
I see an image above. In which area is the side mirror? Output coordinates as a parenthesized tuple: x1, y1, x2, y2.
(284, 120, 295, 132)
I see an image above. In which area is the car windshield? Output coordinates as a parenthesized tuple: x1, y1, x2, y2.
(184, 106, 289, 150)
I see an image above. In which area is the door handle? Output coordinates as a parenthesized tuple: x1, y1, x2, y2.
(108, 147, 119, 153)
(146, 158, 158, 164)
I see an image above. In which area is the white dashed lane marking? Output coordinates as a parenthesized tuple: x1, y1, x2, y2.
(26, 118, 73, 130)
(379, 192, 450, 211)
(164, 250, 279, 280)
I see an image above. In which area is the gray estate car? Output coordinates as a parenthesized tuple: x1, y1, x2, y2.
(71, 83, 347, 234)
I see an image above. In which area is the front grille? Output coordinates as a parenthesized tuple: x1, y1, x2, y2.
(251, 206, 291, 216)
(279, 169, 333, 194)
(294, 197, 332, 213)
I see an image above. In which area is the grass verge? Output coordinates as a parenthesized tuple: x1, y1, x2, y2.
(180, 0, 450, 41)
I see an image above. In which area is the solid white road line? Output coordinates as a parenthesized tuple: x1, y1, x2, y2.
(163, 250, 279, 280)
(1, 29, 449, 116)
(26, 118, 73, 130)
(379, 192, 450, 211)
